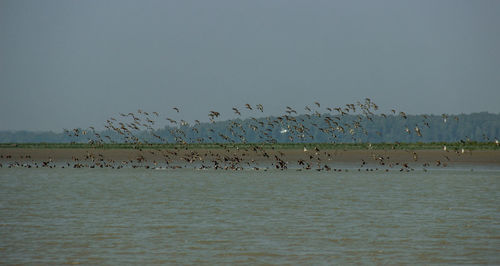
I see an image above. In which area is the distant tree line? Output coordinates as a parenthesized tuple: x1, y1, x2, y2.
(1, 112, 499, 144)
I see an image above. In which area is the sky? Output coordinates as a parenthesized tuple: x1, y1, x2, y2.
(1, 0, 499, 131)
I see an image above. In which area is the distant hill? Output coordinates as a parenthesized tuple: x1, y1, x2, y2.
(1, 112, 499, 144)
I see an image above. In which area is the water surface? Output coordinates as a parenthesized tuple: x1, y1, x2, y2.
(1, 168, 499, 264)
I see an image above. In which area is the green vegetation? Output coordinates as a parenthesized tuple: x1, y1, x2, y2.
(1, 142, 498, 150)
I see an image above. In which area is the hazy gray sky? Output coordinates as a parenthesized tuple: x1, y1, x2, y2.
(1, 0, 499, 131)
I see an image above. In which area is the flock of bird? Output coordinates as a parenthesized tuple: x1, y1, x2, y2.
(63, 98, 434, 145)
(1, 99, 496, 171)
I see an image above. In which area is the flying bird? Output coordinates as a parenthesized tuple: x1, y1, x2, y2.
(232, 107, 241, 115)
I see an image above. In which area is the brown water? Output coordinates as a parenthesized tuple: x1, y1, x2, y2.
(1, 168, 499, 264)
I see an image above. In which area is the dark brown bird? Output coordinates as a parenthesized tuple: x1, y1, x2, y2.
(232, 107, 241, 115)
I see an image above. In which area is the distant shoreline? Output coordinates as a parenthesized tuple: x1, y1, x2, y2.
(0, 142, 498, 150)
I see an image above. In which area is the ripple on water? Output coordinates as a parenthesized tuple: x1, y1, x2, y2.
(0, 168, 499, 264)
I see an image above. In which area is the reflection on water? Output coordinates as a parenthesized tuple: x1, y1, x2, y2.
(1, 168, 499, 264)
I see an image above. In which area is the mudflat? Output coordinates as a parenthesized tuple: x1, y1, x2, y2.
(1, 148, 499, 167)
